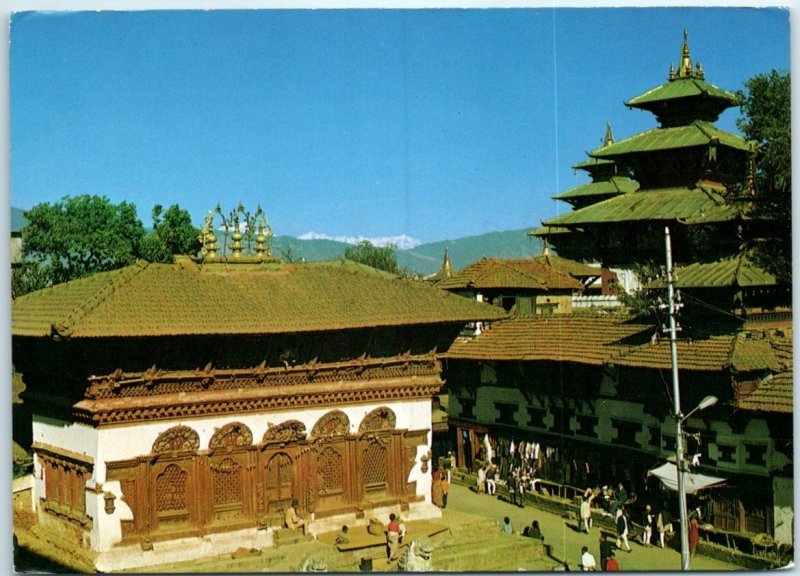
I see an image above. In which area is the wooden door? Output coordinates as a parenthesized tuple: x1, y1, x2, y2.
(265, 452, 294, 513)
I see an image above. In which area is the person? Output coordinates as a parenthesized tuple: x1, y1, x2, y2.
(599, 532, 614, 570)
(580, 546, 596, 571)
(501, 516, 513, 534)
(605, 551, 620, 571)
(688, 515, 700, 557)
(617, 483, 628, 505)
(580, 492, 595, 533)
(444, 450, 453, 482)
(285, 499, 307, 534)
(477, 466, 486, 493)
(657, 506, 673, 548)
(643, 505, 655, 547)
(441, 474, 450, 509)
(431, 469, 444, 508)
(386, 513, 401, 561)
(486, 465, 497, 495)
(508, 473, 518, 506)
(615, 508, 631, 553)
(530, 520, 543, 540)
(335, 525, 349, 545)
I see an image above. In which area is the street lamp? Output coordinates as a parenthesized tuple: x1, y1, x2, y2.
(664, 227, 718, 570)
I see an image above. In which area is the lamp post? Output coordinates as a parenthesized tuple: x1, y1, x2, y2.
(664, 226, 718, 570)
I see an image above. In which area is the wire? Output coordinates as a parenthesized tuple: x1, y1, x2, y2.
(679, 291, 744, 322)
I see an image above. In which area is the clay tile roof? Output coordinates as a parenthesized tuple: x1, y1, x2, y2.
(731, 328, 793, 373)
(530, 254, 601, 279)
(445, 314, 653, 365)
(437, 258, 584, 292)
(736, 372, 793, 414)
(614, 334, 736, 371)
(12, 260, 508, 339)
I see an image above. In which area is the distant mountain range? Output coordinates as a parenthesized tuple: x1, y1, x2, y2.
(11, 206, 543, 276)
(277, 228, 544, 276)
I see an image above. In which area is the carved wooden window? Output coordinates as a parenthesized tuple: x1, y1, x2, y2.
(152, 426, 200, 453)
(359, 407, 397, 432)
(210, 422, 253, 449)
(156, 464, 188, 512)
(312, 411, 350, 437)
(212, 458, 242, 506)
(363, 443, 387, 487)
(317, 447, 343, 493)
(39, 452, 91, 522)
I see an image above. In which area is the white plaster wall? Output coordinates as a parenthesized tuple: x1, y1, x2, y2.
(90, 397, 433, 551)
(31, 415, 98, 505)
(772, 476, 793, 545)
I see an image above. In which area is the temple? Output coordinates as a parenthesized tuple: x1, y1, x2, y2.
(444, 31, 793, 546)
(11, 205, 506, 571)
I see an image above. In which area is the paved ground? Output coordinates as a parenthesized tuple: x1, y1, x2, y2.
(446, 483, 740, 572)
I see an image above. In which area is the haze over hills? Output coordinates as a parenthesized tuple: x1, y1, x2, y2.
(272, 228, 544, 276)
(12, 206, 544, 276)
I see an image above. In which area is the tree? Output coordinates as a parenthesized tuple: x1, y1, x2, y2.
(736, 70, 791, 281)
(150, 204, 201, 257)
(21, 195, 145, 286)
(344, 240, 399, 274)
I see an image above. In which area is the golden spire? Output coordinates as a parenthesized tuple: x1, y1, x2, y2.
(670, 30, 704, 80)
(441, 247, 452, 278)
(603, 122, 614, 147)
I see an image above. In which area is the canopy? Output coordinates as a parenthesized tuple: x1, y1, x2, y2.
(648, 463, 726, 494)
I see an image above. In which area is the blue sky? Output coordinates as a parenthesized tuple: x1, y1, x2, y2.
(10, 7, 790, 245)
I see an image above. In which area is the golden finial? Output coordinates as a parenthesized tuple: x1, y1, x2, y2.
(678, 29, 694, 78)
(603, 122, 614, 147)
(200, 203, 277, 263)
(441, 248, 452, 277)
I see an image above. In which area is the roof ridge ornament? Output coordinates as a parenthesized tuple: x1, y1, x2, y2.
(198, 203, 277, 264)
(603, 122, 614, 147)
(669, 29, 704, 81)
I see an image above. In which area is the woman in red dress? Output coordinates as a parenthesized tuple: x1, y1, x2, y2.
(688, 515, 700, 556)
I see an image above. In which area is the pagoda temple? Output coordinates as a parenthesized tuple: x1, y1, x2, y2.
(534, 31, 788, 317)
(538, 32, 754, 266)
(11, 205, 506, 571)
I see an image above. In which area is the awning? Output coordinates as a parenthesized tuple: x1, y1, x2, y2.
(648, 463, 726, 494)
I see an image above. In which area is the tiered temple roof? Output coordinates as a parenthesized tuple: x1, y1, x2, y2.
(535, 31, 756, 270)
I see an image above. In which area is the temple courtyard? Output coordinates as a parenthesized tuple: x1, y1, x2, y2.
(16, 481, 741, 572)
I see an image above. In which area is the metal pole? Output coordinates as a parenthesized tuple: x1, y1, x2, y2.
(665, 226, 690, 570)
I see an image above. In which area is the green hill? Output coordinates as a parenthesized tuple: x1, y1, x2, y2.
(399, 229, 544, 276)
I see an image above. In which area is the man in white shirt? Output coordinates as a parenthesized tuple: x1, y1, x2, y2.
(580, 546, 597, 571)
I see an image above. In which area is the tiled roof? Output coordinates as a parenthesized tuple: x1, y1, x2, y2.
(437, 258, 583, 292)
(543, 186, 728, 227)
(530, 254, 600, 279)
(445, 314, 653, 365)
(736, 372, 793, 414)
(626, 77, 739, 109)
(646, 253, 778, 289)
(613, 334, 736, 371)
(592, 121, 750, 158)
(553, 177, 638, 202)
(734, 328, 792, 413)
(12, 260, 508, 339)
(731, 328, 792, 373)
